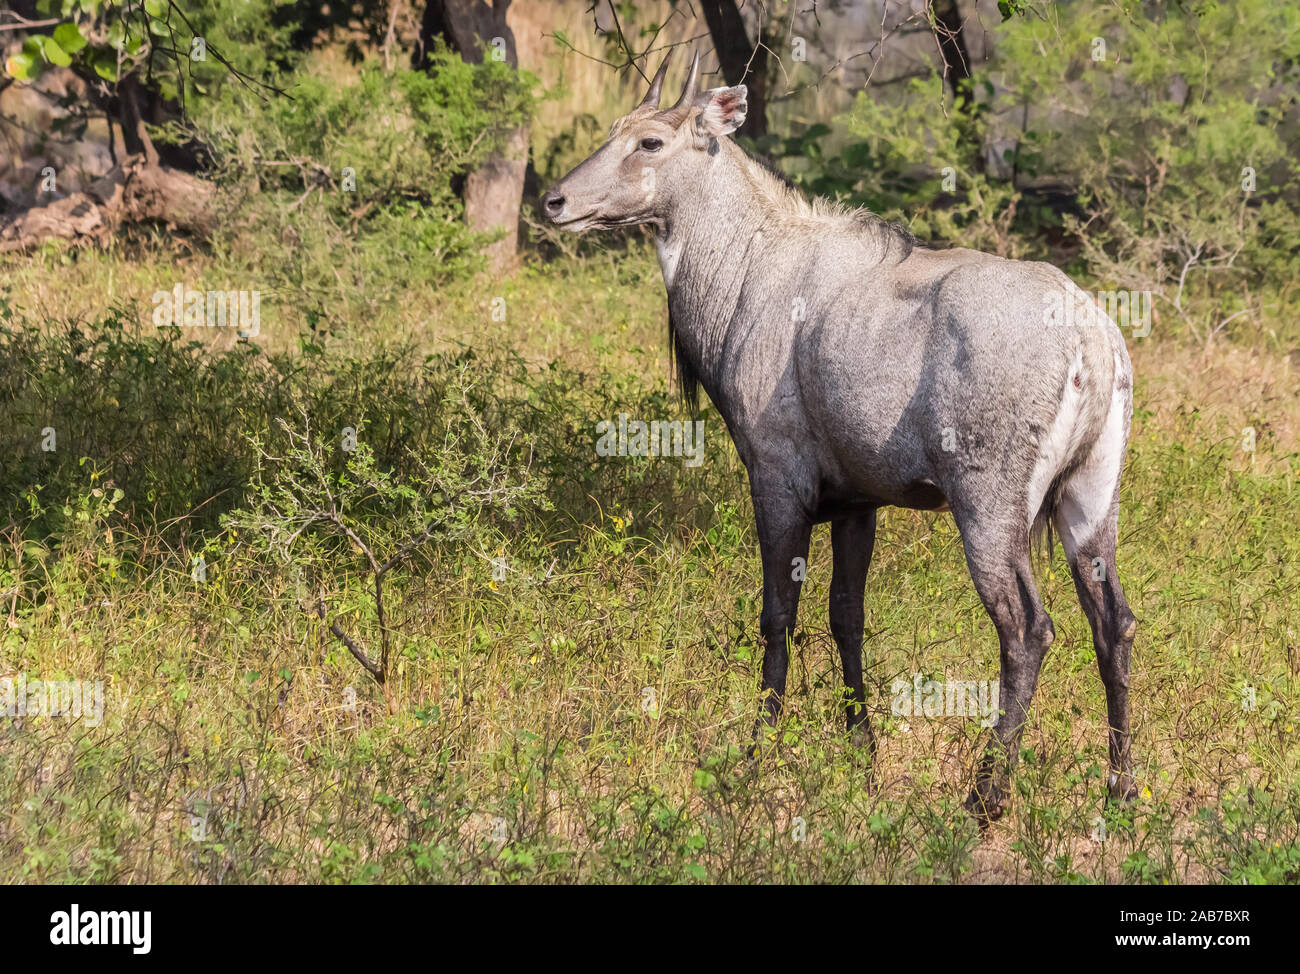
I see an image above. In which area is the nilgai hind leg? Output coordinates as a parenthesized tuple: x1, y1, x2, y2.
(1054, 421, 1138, 802)
(956, 510, 1057, 823)
(830, 512, 877, 757)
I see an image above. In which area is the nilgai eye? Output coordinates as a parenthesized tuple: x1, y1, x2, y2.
(640, 137, 663, 151)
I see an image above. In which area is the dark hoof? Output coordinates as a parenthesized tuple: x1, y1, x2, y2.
(965, 778, 1007, 826)
(849, 719, 876, 760)
(1107, 772, 1138, 804)
(748, 722, 777, 759)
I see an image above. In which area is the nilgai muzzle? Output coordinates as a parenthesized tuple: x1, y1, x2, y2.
(543, 51, 1138, 821)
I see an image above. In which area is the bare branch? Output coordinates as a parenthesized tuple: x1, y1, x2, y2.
(311, 600, 384, 683)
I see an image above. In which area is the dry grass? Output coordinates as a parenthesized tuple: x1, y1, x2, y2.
(1, 239, 1297, 883)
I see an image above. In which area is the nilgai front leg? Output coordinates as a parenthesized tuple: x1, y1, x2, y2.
(749, 486, 812, 751)
(830, 512, 877, 757)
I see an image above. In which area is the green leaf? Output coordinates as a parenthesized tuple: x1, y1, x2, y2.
(41, 34, 72, 67)
(22, 540, 49, 562)
(53, 22, 87, 54)
(90, 50, 117, 81)
(4, 51, 38, 80)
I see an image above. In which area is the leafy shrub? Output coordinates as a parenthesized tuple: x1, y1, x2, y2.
(221, 370, 552, 699)
(756, 0, 1300, 344)
(991, 0, 1300, 337)
(0, 302, 740, 575)
(200, 48, 537, 319)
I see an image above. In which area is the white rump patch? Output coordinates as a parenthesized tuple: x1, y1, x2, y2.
(1054, 381, 1126, 561)
(1026, 351, 1091, 530)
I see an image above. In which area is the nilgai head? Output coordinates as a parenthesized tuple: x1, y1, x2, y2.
(541, 50, 747, 232)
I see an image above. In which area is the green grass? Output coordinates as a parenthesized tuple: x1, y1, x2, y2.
(1, 242, 1298, 884)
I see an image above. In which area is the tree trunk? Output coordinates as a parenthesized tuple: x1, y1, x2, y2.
(928, 0, 987, 176)
(116, 72, 160, 166)
(418, 0, 527, 273)
(929, 0, 974, 114)
(699, 0, 768, 140)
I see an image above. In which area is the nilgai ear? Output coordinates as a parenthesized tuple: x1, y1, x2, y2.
(693, 85, 748, 138)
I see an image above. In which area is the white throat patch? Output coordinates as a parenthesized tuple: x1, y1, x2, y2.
(656, 233, 683, 288)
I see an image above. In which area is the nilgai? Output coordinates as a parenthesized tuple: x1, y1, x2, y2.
(542, 51, 1138, 821)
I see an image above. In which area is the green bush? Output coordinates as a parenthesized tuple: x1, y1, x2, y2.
(758, 0, 1300, 344)
(0, 301, 738, 574)
(198, 47, 537, 323)
(992, 0, 1300, 337)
